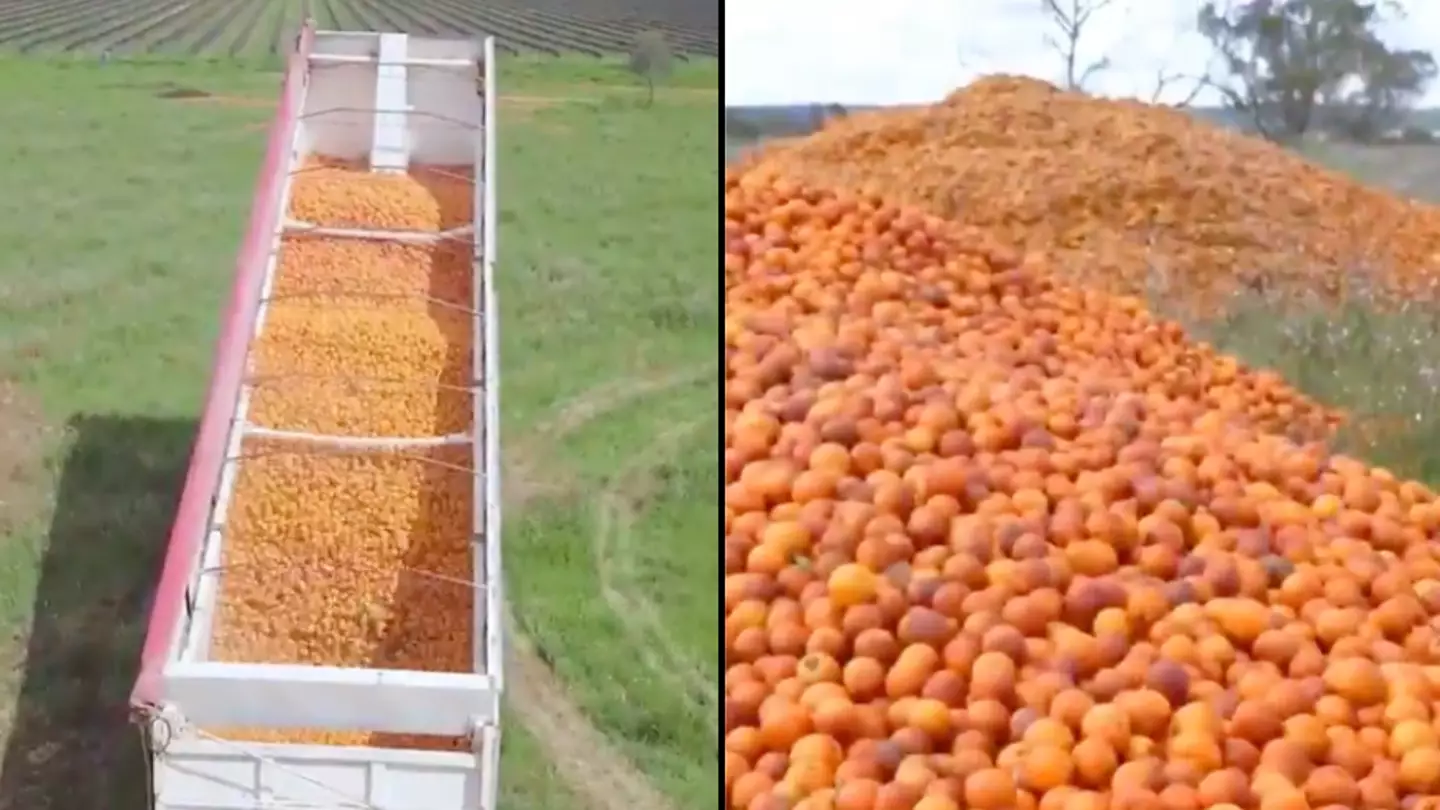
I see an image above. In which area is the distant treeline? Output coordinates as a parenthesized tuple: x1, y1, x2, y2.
(726, 104, 859, 140)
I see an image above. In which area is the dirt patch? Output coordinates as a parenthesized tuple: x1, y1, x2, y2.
(501, 95, 570, 108)
(154, 85, 210, 100)
(541, 368, 709, 438)
(153, 85, 273, 109)
(0, 382, 52, 536)
(498, 95, 577, 125)
(503, 447, 576, 515)
(178, 95, 273, 109)
(618, 86, 717, 102)
(503, 86, 716, 105)
(498, 86, 713, 121)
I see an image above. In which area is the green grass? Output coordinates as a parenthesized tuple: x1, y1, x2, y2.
(0, 54, 715, 810)
(496, 72, 719, 809)
(510, 392, 719, 805)
(1301, 142, 1440, 204)
(503, 53, 719, 90)
(1161, 283, 1440, 486)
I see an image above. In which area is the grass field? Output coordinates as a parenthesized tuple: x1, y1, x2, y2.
(0, 54, 717, 810)
(0, 0, 718, 58)
(1300, 142, 1440, 204)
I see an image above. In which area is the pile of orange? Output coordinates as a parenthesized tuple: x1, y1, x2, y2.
(208, 164, 477, 751)
(724, 165, 1440, 809)
(747, 75, 1440, 310)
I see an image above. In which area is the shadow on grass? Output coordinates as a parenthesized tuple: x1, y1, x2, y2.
(0, 415, 196, 810)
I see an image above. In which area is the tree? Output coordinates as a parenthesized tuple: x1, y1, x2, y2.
(806, 103, 850, 132)
(724, 111, 761, 140)
(808, 104, 827, 132)
(628, 30, 673, 108)
(1197, 0, 1436, 142)
(1040, 0, 1117, 91)
(1326, 37, 1438, 140)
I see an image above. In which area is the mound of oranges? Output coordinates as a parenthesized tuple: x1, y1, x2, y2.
(725, 168, 1440, 810)
(747, 75, 1440, 310)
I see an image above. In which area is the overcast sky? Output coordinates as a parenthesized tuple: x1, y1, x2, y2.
(725, 0, 1440, 107)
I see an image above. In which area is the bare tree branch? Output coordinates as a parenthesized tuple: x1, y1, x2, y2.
(1039, 0, 1118, 90)
(1147, 70, 1208, 107)
(1144, 10, 1228, 107)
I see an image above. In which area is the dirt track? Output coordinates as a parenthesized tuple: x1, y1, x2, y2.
(501, 366, 712, 810)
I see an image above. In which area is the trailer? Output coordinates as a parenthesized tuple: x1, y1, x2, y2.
(129, 23, 503, 810)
